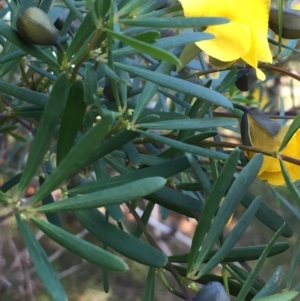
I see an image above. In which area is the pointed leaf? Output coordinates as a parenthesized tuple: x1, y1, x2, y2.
(37, 177, 166, 213)
(57, 80, 86, 165)
(107, 29, 181, 65)
(115, 62, 233, 109)
(136, 129, 229, 161)
(15, 213, 67, 301)
(187, 148, 239, 272)
(74, 209, 168, 267)
(31, 114, 114, 205)
(120, 16, 229, 28)
(235, 224, 286, 301)
(199, 197, 261, 277)
(142, 268, 155, 301)
(31, 217, 128, 271)
(254, 291, 298, 301)
(137, 118, 237, 130)
(18, 73, 70, 194)
(192, 153, 263, 275)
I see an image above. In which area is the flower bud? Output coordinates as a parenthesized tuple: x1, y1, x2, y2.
(193, 282, 230, 301)
(269, 7, 300, 39)
(240, 107, 281, 147)
(235, 68, 257, 91)
(16, 7, 59, 45)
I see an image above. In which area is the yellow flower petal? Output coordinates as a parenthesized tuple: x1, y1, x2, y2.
(197, 23, 251, 62)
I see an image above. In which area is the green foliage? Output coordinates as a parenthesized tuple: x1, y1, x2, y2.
(0, 1, 300, 301)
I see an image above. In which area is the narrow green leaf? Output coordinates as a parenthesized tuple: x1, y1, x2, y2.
(187, 154, 211, 195)
(84, 131, 140, 166)
(137, 118, 237, 130)
(67, 5, 96, 57)
(192, 153, 263, 276)
(114, 32, 212, 57)
(107, 29, 181, 65)
(146, 186, 203, 216)
(142, 268, 155, 301)
(279, 157, 300, 208)
(135, 129, 229, 161)
(57, 80, 86, 165)
(235, 223, 285, 301)
(0, 80, 48, 107)
(18, 73, 70, 194)
(254, 291, 298, 301)
(120, 16, 229, 28)
(132, 61, 174, 122)
(280, 112, 300, 151)
(15, 213, 67, 301)
(30, 114, 113, 205)
(74, 209, 168, 267)
(115, 62, 233, 109)
(0, 19, 57, 66)
(40, 176, 61, 228)
(253, 266, 284, 299)
(69, 156, 189, 194)
(62, 0, 83, 21)
(31, 217, 128, 271)
(242, 191, 293, 238)
(134, 202, 155, 238)
(286, 238, 300, 289)
(169, 242, 290, 263)
(177, 43, 201, 72)
(199, 197, 261, 277)
(187, 148, 239, 273)
(134, 31, 161, 42)
(0, 173, 22, 193)
(37, 177, 166, 213)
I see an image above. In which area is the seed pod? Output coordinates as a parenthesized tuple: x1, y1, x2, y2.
(16, 7, 59, 45)
(240, 107, 281, 147)
(269, 7, 300, 39)
(193, 282, 230, 301)
(235, 68, 257, 91)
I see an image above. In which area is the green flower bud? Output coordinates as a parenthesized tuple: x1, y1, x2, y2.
(235, 68, 257, 91)
(16, 7, 59, 45)
(269, 7, 300, 39)
(240, 107, 281, 147)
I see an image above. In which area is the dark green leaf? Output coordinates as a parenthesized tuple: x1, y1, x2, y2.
(235, 223, 285, 301)
(107, 29, 181, 65)
(120, 16, 229, 28)
(280, 112, 300, 151)
(169, 242, 290, 263)
(74, 209, 168, 267)
(187, 148, 239, 273)
(242, 191, 293, 238)
(253, 266, 284, 299)
(137, 117, 237, 130)
(18, 73, 70, 194)
(37, 177, 166, 213)
(199, 197, 261, 277)
(15, 213, 67, 301)
(135, 129, 229, 161)
(115, 62, 233, 109)
(31, 217, 128, 271)
(30, 114, 114, 205)
(69, 156, 190, 194)
(0, 80, 48, 107)
(142, 268, 155, 301)
(57, 80, 86, 165)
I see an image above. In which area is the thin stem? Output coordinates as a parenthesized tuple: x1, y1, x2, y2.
(125, 202, 193, 301)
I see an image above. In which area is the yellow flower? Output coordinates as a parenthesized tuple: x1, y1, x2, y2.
(242, 109, 300, 185)
(178, 0, 273, 81)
